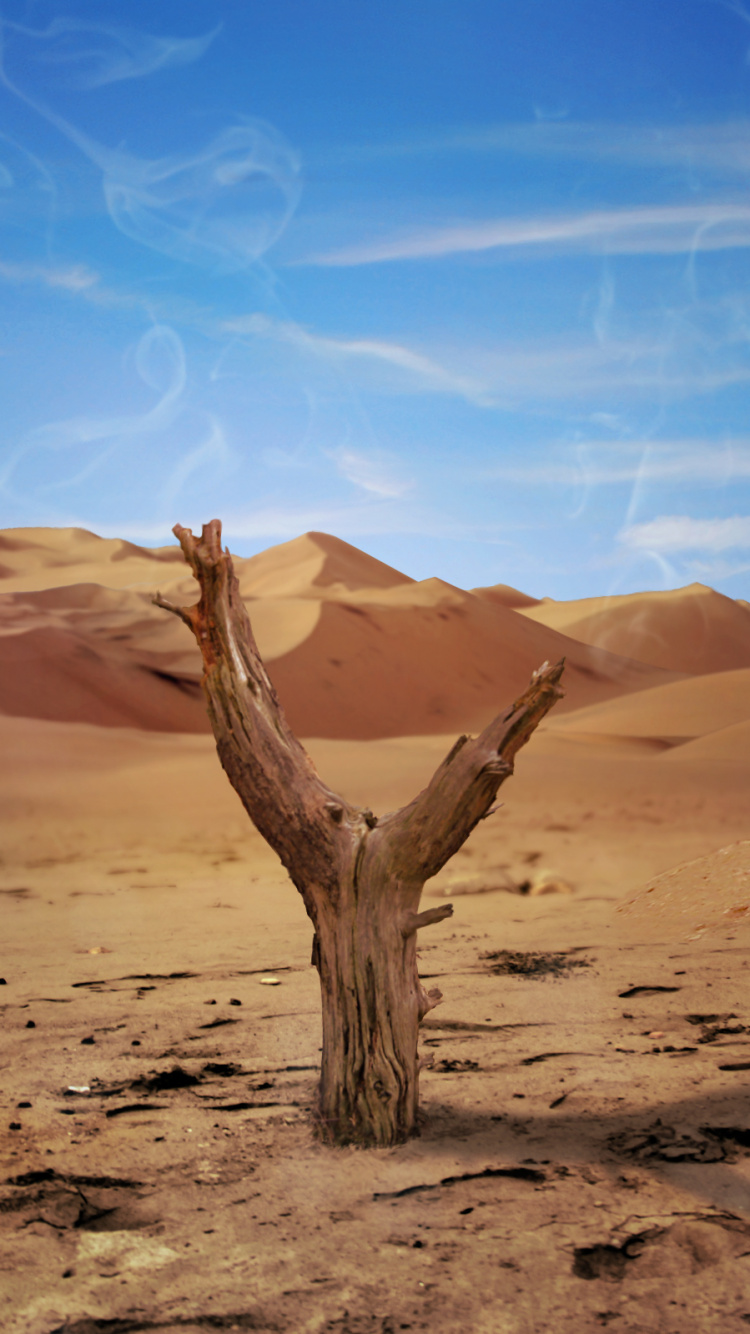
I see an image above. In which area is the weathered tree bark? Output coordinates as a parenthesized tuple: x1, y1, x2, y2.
(155, 520, 564, 1147)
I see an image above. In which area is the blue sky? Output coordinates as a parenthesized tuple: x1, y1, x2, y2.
(1, 0, 750, 598)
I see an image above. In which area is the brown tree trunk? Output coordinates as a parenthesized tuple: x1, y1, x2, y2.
(156, 520, 564, 1147)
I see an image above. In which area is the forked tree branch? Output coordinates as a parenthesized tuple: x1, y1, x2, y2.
(157, 521, 564, 912)
(379, 659, 565, 883)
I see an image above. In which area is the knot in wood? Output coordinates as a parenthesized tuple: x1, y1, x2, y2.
(482, 756, 513, 778)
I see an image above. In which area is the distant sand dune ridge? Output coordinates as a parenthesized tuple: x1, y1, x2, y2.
(518, 582, 750, 676)
(1, 526, 748, 746)
(0, 527, 689, 737)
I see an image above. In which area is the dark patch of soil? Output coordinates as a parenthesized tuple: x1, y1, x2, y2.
(49, 1315, 277, 1333)
(482, 950, 591, 978)
(132, 1066, 201, 1092)
(573, 1230, 656, 1282)
(607, 1119, 731, 1163)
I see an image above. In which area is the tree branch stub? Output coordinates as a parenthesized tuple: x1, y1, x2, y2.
(401, 904, 454, 937)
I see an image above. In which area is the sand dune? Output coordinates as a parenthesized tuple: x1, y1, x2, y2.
(0, 622, 208, 732)
(545, 666, 750, 745)
(0, 527, 412, 599)
(519, 582, 750, 675)
(471, 581, 541, 609)
(658, 716, 750, 762)
(238, 529, 414, 598)
(0, 526, 685, 738)
(262, 576, 681, 738)
(618, 840, 750, 933)
(0, 526, 185, 594)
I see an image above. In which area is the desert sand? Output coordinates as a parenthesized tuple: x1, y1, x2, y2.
(1, 526, 749, 1334)
(518, 582, 750, 676)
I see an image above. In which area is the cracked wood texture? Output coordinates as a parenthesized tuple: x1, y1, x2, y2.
(157, 520, 565, 1146)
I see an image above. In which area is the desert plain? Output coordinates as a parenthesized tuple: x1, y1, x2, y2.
(1, 524, 749, 1334)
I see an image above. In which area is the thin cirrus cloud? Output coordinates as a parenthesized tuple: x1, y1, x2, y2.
(2, 16, 220, 89)
(220, 314, 750, 407)
(0, 259, 100, 291)
(0, 325, 186, 497)
(448, 119, 750, 173)
(1, 323, 234, 526)
(485, 441, 750, 486)
(0, 255, 217, 330)
(323, 118, 750, 179)
(332, 448, 413, 498)
(101, 500, 475, 545)
(3, 258, 745, 413)
(463, 341, 750, 402)
(1, 19, 301, 274)
(220, 314, 491, 404)
(619, 514, 750, 553)
(302, 203, 750, 268)
(100, 122, 301, 273)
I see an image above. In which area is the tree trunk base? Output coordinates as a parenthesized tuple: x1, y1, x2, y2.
(312, 902, 424, 1148)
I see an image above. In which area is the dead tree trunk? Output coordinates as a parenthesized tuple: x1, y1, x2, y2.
(156, 520, 564, 1147)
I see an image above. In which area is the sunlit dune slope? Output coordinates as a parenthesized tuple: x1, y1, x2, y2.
(0, 526, 185, 593)
(470, 582, 541, 610)
(519, 582, 750, 675)
(0, 582, 325, 732)
(238, 530, 414, 598)
(545, 666, 750, 746)
(0, 525, 688, 737)
(618, 841, 750, 932)
(658, 716, 750, 762)
(263, 576, 681, 738)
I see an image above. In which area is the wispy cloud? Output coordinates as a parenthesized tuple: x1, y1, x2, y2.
(324, 118, 750, 178)
(447, 340, 750, 406)
(485, 440, 750, 486)
(685, 556, 750, 580)
(100, 500, 481, 546)
(9, 257, 745, 412)
(303, 202, 750, 267)
(301, 332, 491, 402)
(455, 119, 750, 176)
(3, 17, 219, 90)
(221, 313, 491, 404)
(619, 514, 750, 552)
(1, 323, 238, 527)
(0, 250, 222, 326)
(1, 325, 185, 496)
(225, 314, 750, 406)
(1, 21, 300, 274)
(331, 448, 413, 498)
(161, 417, 233, 515)
(0, 258, 100, 290)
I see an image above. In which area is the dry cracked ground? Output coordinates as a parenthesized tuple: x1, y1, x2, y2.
(2, 810, 750, 1334)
